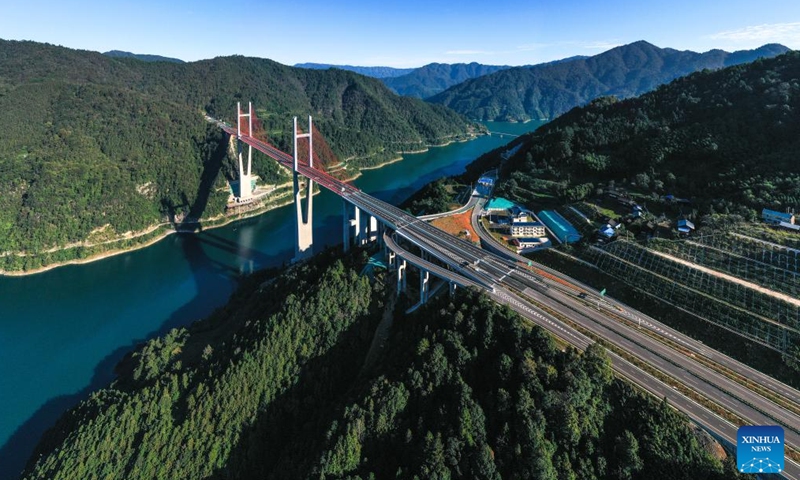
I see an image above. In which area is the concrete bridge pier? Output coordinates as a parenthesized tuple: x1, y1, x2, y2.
(420, 269, 430, 304)
(449, 282, 457, 297)
(342, 200, 359, 253)
(367, 215, 379, 244)
(376, 222, 386, 248)
(397, 259, 407, 295)
(387, 250, 396, 271)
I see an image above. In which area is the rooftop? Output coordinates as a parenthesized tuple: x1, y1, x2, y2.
(762, 209, 795, 221)
(485, 197, 516, 210)
(511, 221, 544, 227)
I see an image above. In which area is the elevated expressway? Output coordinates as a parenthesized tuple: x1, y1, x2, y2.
(221, 122, 800, 478)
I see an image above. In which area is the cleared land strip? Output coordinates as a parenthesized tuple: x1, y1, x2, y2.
(730, 232, 800, 254)
(650, 249, 800, 308)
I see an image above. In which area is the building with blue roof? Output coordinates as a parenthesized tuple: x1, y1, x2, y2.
(762, 209, 796, 225)
(538, 210, 582, 243)
(677, 219, 695, 234)
(485, 197, 516, 211)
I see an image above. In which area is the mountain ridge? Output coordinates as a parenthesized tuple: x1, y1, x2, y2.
(494, 49, 800, 220)
(103, 50, 184, 63)
(294, 62, 415, 78)
(428, 41, 791, 121)
(382, 61, 510, 98)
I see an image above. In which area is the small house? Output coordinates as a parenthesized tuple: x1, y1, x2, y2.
(762, 209, 795, 225)
(677, 219, 695, 234)
(599, 224, 616, 238)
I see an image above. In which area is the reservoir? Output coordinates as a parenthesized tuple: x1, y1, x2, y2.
(0, 121, 542, 477)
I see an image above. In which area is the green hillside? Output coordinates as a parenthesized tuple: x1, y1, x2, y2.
(0, 40, 477, 269)
(21, 250, 737, 480)
(428, 41, 790, 121)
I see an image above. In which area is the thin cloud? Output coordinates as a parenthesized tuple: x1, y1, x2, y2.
(445, 49, 493, 55)
(709, 22, 800, 42)
(516, 42, 557, 52)
(516, 40, 621, 52)
(581, 41, 622, 50)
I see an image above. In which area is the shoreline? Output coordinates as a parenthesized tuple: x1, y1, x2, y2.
(0, 191, 297, 277)
(1, 135, 480, 277)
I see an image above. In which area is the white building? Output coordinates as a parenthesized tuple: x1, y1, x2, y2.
(510, 221, 546, 238)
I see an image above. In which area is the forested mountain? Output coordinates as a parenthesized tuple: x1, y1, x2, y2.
(492, 50, 800, 218)
(103, 50, 184, 63)
(21, 250, 737, 480)
(429, 41, 790, 121)
(382, 62, 510, 98)
(294, 62, 415, 78)
(0, 40, 476, 268)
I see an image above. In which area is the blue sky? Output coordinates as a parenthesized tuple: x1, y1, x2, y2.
(2, 0, 799, 67)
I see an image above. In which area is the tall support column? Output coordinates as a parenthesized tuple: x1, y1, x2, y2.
(342, 200, 351, 253)
(293, 116, 314, 262)
(368, 215, 379, 243)
(236, 102, 254, 201)
(420, 269, 430, 304)
(354, 206, 363, 246)
(449, 282, 457, 297)
(388, 251, 396, 271)
(397, 259, 407, 295)
(377, 222, 385, 248)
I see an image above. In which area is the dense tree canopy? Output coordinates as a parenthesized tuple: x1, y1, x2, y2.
(22, 250, 738, 479)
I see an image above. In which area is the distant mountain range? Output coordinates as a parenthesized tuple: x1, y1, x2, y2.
(428, 41, 791, 121)
(103, 50, 184, 63)
(294, 63, 414, 78)
(382, 62, 510, 98)
(498, 49, 800, 216)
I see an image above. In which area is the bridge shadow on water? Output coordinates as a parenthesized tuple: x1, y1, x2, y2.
(0, 135, 290, 480)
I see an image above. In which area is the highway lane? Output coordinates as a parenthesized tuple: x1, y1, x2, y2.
(226, 126, 800, 477)
(417, 186, 483, 221)
(382, 232, 487, 290)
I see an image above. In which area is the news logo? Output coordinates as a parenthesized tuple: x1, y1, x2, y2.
(737, 425, 784, 474)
